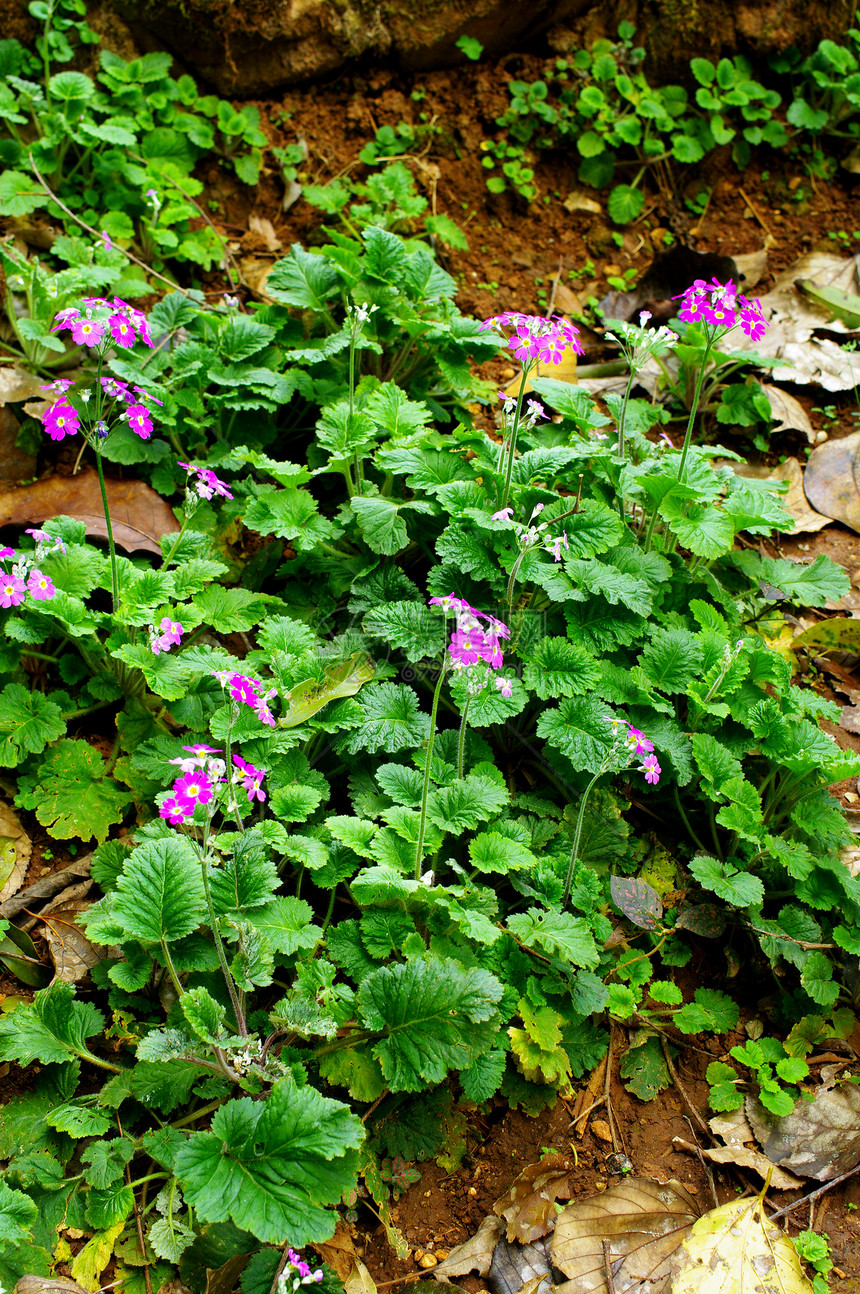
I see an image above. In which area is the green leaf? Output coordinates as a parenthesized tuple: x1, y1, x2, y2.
(351, 496, 410, 555)
(460, 1048, 507, 1102)
(640, 628, 703, 693)
(363, 602, 445, 662)
(245, 897, 322, 956)
(338, 683, 428, 755)
(801, 951, 839, 1007)
(468, 831, 536, 874)
(0, 684, 66, 767)
(0, 169, 47, 216)
(0, 1178, 38, 1244)
(357, 957, 503, 1092)
(46, 1101, 111, 1138)
(174, 1075, 363, 1244)
(521, 636, 600, 699)
(691, 733, 742, 796)
(688, 854, 764, 907)
(659, 497, 735, 558)
(193, 586, 273, 634)
(536, 695, 614, 774)
(674, 988, 739, 1033)
(15, 740, 132, 842)
(715, 776, 764, 842)
(110, 837, 206, 943)
(180, 986, 229, 1045)
(607, 184, 644, 224)
(0, 982, 104, 1067)
(619, 1032, 670, 1100)
(426, 774, 509, 833)
(261, 243, 340, 309)
(507, 907, 599, 968)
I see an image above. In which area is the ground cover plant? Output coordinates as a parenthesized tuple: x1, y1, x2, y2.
(3, 9, 860, 1294)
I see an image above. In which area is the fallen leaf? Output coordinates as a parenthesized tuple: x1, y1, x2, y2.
(315, 1221, 377, 1294)
(761, 458, 829, 534)
(203, 1257, 249, 1294)
(802, 431, 860, 532)
(489, 1237, 552, 1294)
(551, 279, 585, 316)
(696, 1109, 805, 1189)
(0, 470, 178, 556)
(840, 706, 860, 735)
(39, 898, 102, 983)
(550, 1177, 700, 1294)
(433, 1215, 504, 1281)
(747, 1083, 860, 1181)
(248, 213, 282, 251)
(563, 189, 602, 214)
(0, 851, 94, 919)
(14, 1279, 89, 1294)
(733, 247, 768, 291)
(759, 386, 814, 441)
(493, 1153, 578, 1243)
(792, 618, 860, 656)
(669, 1190, 813, 1294)
(0, 801, 31, 903)
(0, 366, 47, 406)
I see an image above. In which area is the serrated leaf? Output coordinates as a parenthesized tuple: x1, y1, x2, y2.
(641, 627, 704, 693)
(0, 683, 66, 767)
(536, 695, 614, 774)
(610, 875, 663, 929)
(0, 981, 104, 1068)
(266, 244, 340, 309)
(363, 601, 445, 662)
(688, 854, 764, 907)
(338, 682, 428, 755)
(507, 907, 599, 969)
(15, 739, 133, 842)
(426, 774, 509, 833)
(522, 636, 600, 699)
(245, 897, 322, 956)
(358, 957, 503, 1092)
(174, 1074, 363, 1244)
(110, 837, 206, 943)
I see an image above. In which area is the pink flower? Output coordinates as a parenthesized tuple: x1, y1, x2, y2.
(43, 400, 80, 441)
(448, 628, 490, 666)
(0, 576, 26, 608)
(178, 462, 233, 500)
(100, 231, 112, 251)
(108, 313, 136, 348)
(172, 773, 214, 808)
(495, 677, 513, 698)
(133, 385, 163, 406)
(40, 378, 75, 395)
(51, 307, 80, 332)
(151, 617, 183, 654)
(491, 508, 514, 522)
(229, 673, 260, 706)
(642, 754, 661, 785)
(100, 377, 132, 402)
(70, 317, 105, 348)
(0, 547, 16, 559)
(626, 726, 654, 756)
(27, 569, 55, 601)
(160, 795, 191, 825)
(509, 328, 537, 364)
(233, 754, 267, 802)
(124, 403, 153, 439)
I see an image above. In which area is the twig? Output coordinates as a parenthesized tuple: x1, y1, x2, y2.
(28, 153, 195, 296)
(660, 1036, 711, 1138)
(604, 1027, 622, 1154)
(680, 1118, 719, 1208)
(602, 1239, 617, 1294)
(269, 1242, 293, 1294)
(738, 187, 780, 246)
(572, 1094, 607, 1137)
(768, 1162, 860, 1223)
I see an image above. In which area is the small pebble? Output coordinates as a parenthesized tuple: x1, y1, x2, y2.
(591, 1119, 612, 1144)
(419, 1254, 438, 1269)
(468, 1186, 478, 1196)
(814, 429, 829, 444)
(435, 1251, 450, 1261)
(414, 1250, 424, 1262)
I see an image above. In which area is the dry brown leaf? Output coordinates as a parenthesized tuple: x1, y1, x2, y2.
(552, 280, 585, 317)
(248, 213, 282, 251)
(747, 1083, 860, 1180)
(767, 458, 830, 534)
(203, 1257, 248, 1294)
(433, 1215, 504, 1281)
(14, 1279, 89, 1294)
(563, 190, 602, 215)
(0, 367, 47, 406)
(0, 470, 178, 556)
(803, 431, 860, 533)
(551, 1177, 699, 1294)
(155, 1282, 194, 1294)
(733, 248, 768, 291)
(39, 898, 102, 983)
(316, 1221, 377, 1294)
(0, 801, 31, 903)
(759, 385, 814, 441)
(489, 1240, 552, 1294)
(493, 1153, 578, 1243)
(692, 1109, 805, 1189)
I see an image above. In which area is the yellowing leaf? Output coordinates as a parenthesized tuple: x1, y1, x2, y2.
(69, 1223, 124, 1292)
(640, 846, 677, 896)
(509, 1027, 572, 1090)
(669, 1191, 813, 1294)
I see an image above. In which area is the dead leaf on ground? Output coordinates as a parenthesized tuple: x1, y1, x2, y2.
(0, 366, 47, 406)
(669, 1190, 813, 1294)
(802, 431, 860, 533)
(489, 1239, 552, 1294)
(551, 278, 585, 317)
(248, 213, 282, 251)
(14, 1278, 89, 1294)
(493, 1153, 578, 1243)
(0, 801, 31, 903)
(0, 470, 178, 556)
(694, 1109, 805, 1189)
(433, 1215, 504, 1281)
(734, 247, 769, 291)
(747, 1082, 860, 1180)
(550, 1176, 700, 1294)
(203, 1257, 249, 1294)
(315, 1222, 377, 1294)
(563, 189, 602, 215)
(746, 457, 829, 534)
(759, 385, 814, 442)
(39, 898, 102, 983)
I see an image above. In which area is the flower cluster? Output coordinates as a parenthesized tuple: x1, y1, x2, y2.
(213, 671, 278, 727)
(429, 595, 509, 670)
(605, 717, 662, 786)
(277, 1251, 323, 1294)
(160, 745, 226, 825)
(674, 279, 768, 343)
(480, 312, 584, 367)
(41, 375, 163, 445)
(491, 502, 569, 564)
(53, 296, 153, 351)
(150, 616, 184, 655)
(178, 462, 234, 501)
(233, 754, 267, 803)
(606, 310, 679, 374)
(497, 391, 548, 428)
(0, 545, 57, 608)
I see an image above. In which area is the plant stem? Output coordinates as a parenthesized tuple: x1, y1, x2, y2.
(616, 368, 636, 521)
(160, 513, 193, 568)
(506, 550, 527, 623)
(499, 364, 531, 511)
(457, 698, 471, 779)
(562, 769, 603, 907)
(672, 785, 709, 855)
(676, 332, 714, 481)
(94, 447, 119, 610)
(160, 940, 184, 999)
(414, 660, 448, 881)
(199, 847, 248, 1037)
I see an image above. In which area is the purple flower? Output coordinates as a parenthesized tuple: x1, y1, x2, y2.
(160, 795, 191, 825)
(674, 278, 767, 342)
(151, 616, 183, 654)
(100, 230, 112, 251)
(124, 403, 153, 440)
(100, 377, 132, 402)
(448, 627, 490, 667)
(509, 328, 537, 364)
(70, 316, 105, 348)
(173, 772, 214, 808)
(40, 377, 75, 395)
(108, 313, 136, 348)
(233, 754, 267, 803)
(491, 507, 514, 522)
(178, 462, 233, 500)
(229, 673, 261, 706)
(642, 754, 661, 785)
(27, 569, 55, 601)
(0, 547, 15, 560)
(0, 576, 26, 608)
(626, 725, 654, 756)
(43, 400, 80, 442)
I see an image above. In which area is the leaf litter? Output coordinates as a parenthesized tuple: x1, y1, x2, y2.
(747, 1083, 860, 1181)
